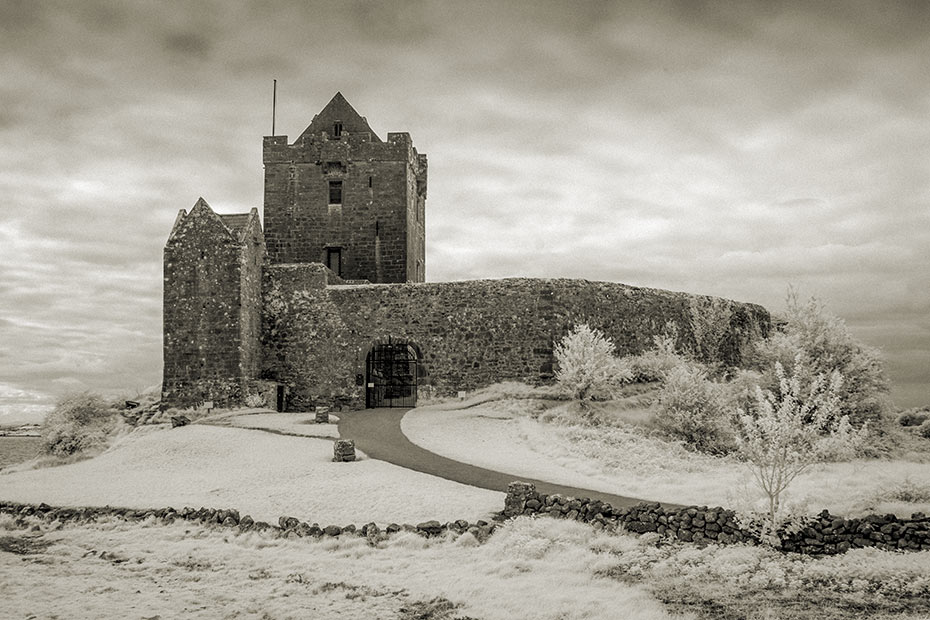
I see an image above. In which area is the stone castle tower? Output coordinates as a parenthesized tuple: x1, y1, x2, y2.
(163, 93, 427, 407)
(262, 92, 427, 283)
(163, 93, 770, 412)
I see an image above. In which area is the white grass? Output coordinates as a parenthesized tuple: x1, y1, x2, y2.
(0, 514, 688, 620)
(0, 424, 502, 525)
(403, 399, 930, 517)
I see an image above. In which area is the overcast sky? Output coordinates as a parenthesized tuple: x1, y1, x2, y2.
(1, 0, 927, 424)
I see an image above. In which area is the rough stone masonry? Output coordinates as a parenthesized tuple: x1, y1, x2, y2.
(162, 93, 771, 411)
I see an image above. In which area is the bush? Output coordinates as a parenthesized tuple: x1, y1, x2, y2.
(918, 420, 930, 440)
(626, 328, 689, 383)
(554, 324, 631, 405)
(898, 408, 930, 427)
(41, 392, 124, 457)
(751, 291, 889, 426)
(689, 296, 733, 364)
(653, 364, 734, 454)
(244, 393, 266, 408)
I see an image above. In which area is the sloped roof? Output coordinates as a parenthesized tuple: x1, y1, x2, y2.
(298, 92, 382, 142)
(218, 213, 252, 236)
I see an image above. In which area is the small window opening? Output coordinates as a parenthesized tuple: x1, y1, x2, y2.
(368, 176, 373, 188)
(328, 180, 343, 204)
(333, 121, 343, 138)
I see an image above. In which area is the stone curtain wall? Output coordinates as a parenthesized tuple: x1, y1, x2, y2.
(261, 272, 771, 410)
(505, 482, 930, 555)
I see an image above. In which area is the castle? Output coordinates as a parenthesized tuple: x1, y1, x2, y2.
(162, 93, 770, 411)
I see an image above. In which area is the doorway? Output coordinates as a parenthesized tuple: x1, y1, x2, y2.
(366, 342, 418, 408)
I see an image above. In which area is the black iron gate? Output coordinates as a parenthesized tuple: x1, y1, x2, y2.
(366, 343, 418, 408)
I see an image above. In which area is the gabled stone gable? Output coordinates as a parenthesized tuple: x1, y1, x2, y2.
(162, 199, 265, 408)
(263, 93, 426, 283)
(298, 92, 382, 143)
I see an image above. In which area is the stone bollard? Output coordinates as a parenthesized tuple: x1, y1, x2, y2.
(315, 406, 330, 424)
(504, 481, 537, 517)
(333, 439, 356, 462)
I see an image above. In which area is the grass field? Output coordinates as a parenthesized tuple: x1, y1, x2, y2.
(4, 397, 930, 619)
(405, 387, 930, 519)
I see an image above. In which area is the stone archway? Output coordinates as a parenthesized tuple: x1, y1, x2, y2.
(365, 338, 421, 408)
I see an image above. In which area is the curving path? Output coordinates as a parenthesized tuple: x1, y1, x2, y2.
(338, 408, 682, 510)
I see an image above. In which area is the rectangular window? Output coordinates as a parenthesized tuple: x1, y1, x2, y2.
(333, 121, 343, 138)
(328, 180, 343, 204)
(326, 247, 342, 276)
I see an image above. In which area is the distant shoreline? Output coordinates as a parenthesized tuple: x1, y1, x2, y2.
(0, 425, 41, 438)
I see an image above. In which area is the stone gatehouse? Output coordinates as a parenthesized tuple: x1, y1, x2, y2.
(162, 93, 771, 411)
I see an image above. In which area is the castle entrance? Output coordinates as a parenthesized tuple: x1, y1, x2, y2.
(366, 342, 418, 408)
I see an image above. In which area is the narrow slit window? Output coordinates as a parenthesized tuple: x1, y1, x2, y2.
(328, 180, 343, 205)
(326, 247, 342, 276)
(368, 176, 373, 188)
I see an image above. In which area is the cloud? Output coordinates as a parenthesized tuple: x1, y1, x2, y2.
(0, 0, 927, 420)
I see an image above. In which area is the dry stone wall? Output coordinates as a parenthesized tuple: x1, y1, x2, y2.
(505, 482, 930, 555)
(261, 271, 771, 410)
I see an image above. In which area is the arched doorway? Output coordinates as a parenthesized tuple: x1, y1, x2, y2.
(366, 341, 419, 408)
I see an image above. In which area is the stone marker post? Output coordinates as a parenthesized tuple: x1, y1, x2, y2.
(333, 439, 356, 462)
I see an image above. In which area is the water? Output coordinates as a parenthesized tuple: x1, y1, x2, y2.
(0, 436, 42, 469)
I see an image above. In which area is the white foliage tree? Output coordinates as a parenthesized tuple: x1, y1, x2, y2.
(553, 324, 631, 406)
(735, 357, 867, 537)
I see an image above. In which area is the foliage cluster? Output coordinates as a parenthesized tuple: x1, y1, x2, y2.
(552, 324, 631, 406)
(40, 392, 125, 457)
(652, 364, 734, 455)
(735, 360, 868, 535)
(751, 291, 890, 426)
(244, 393, 266, 408)
(595, 529, 930, 617)
(898, 407, 930, 427)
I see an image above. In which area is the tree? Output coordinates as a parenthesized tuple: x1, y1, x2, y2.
(735, 359, 867, 540)
(752, 290, 889, 426)
(553, 324, 630, 406)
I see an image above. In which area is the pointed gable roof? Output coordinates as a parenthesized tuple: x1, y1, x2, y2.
(166, 197, 250, 246)
(218, 213, 251, 235)
(298, 92, 382, 142)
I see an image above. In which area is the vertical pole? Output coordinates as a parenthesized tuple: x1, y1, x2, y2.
(272, 79, 277, 135)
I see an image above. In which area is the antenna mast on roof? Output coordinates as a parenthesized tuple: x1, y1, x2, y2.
(272, 79, 277, 135)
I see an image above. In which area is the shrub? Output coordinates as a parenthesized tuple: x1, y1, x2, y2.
(735, 360, 868, 541)
(689, 295, 733, 364)
(918, 420, 930, 440)
(554, 324, 631, 405)
(244, 393, 266, 408)
(898, 408, 930, 427)
(627, 326, 689, 383)
(653, 364, 734, 454)
(40, 392, 124, 457)
(751, 291, 889, 426)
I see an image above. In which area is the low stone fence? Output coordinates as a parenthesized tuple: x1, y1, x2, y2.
(0, 501, 498, 544)
(504, 482, 930, 555)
